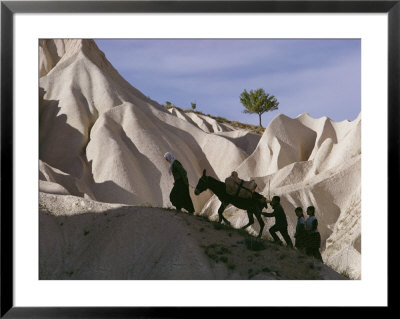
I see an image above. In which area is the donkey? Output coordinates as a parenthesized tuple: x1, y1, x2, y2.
(194, 169, 267, 238)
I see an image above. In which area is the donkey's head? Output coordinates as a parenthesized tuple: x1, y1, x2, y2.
(194, 169, 208, 195)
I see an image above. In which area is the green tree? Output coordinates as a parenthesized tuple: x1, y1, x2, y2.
(191, 102, 197, 110)
(240, 88, 279, 128)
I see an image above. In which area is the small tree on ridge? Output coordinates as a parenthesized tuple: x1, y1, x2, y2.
(240, 88, 279, 128)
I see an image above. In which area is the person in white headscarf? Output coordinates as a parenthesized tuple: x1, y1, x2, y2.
(164, 152, 176, 174)
(164, 152, 194, 214)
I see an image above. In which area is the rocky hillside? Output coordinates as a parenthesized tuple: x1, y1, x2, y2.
(40, 193, 346, 280)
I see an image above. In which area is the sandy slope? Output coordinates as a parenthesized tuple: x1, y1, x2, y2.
(40, 193, 345, 280)
(39, 39, 361, 279)
(167, 107, 235, 133)
(167, 108, 261, 155)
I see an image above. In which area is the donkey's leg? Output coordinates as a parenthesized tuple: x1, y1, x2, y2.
(255, 209, 265, 238)
(241, 210, 255, 230)
(218, 202, 230, 225)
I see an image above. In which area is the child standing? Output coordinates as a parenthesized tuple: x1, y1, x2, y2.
(294, 207, 307, 252)
(305, 206, 323, 262)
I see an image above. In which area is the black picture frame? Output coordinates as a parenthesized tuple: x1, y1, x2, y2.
(1, 0, 396, 317)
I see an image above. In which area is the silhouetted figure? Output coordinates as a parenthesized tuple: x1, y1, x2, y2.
(305, 206, 323, 262)
(164, 152, 195, 214)
(294, 207, 307, 252)
(262, 196, 293, 247)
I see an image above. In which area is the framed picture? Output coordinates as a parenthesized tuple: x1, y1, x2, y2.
(1, 0, 396, 316)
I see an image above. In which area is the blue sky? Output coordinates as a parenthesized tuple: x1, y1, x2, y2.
(95, 39, 361, 127)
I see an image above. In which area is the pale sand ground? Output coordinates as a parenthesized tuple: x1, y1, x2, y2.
(40, 193, 345, 280)
(39, 39, 361, 279)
